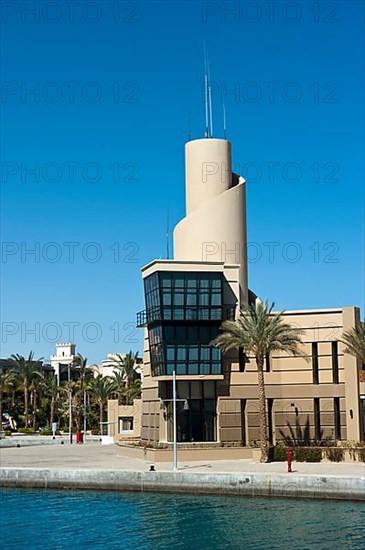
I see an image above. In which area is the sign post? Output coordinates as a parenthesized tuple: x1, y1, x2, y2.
(52, 422, 58, 441)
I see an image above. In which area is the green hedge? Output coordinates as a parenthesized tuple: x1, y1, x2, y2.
(354, 447, 365, 462)
(4, 430, 12, 437)
(269, 445, 287, 462)
(39, 430, 61, 436)
(17, 428, 36, 434)
(270, 445, 322, 462)
(325, 447, 344, 462)
(294, 447, 322, 462)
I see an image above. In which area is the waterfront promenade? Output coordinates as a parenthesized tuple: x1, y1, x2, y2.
(0, 442, 364, 476)
(1, 442, 364, 501)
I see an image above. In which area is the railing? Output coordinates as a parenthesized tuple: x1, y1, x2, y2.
(136, 306, 237, 327)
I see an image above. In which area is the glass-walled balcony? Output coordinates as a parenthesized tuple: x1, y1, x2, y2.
(138, 271, 225, 377)
(137, 271, 224, 325)
(148, 323, 222, 377)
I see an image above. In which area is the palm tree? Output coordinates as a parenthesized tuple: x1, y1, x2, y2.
(29, 373, 44, 431)
(8, 352, 44, 428)
(87, 375, 116, 432)
(124, 379, 142, 405)
(58, 380, 80, 432)
(112, 351, 140, 388)
(213, 301, 307, 463)
(72, 354, 91, 434)
(42, 375, 60, 427)
(341, 320, 365, 365)
(112, 371, 127, 403)
(0, 370, 16, 428)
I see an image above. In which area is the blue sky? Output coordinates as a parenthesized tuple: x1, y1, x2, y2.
(1, 0, 364, 363)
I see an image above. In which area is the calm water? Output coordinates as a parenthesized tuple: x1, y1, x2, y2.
(1, 488, 364, 549)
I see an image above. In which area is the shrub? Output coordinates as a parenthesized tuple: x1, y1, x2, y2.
(325, 447, 344, 462)
(269, 445, 287, 462)
(17, 427, 36, 434)
(5, 430, 12, 437)
(353, 446, 365, 462)
(294, 447, 322, 462)
(39, 430, 61, 436)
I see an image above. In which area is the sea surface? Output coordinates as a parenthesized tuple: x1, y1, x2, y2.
(1, 488, 364, 549)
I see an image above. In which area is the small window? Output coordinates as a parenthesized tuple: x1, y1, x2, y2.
(332, 341, 339, 384)
(265, 353, 270, 373)
(314, 398, 321, 442)
(312, 343, 319, 384)
(238, 348, 246, 372)
(334, 397, 341, 440)
(119, 417, 134, 434)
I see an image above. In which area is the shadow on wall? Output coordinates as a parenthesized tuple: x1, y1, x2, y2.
(279, 416, 324, 447)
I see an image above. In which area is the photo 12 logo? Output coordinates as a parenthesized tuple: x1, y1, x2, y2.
(201, 241, 340, 264)
(1, 81, 139, 104)
(1, 161, 139, 184)
(1, 241, 140, 264)
(1, 320, 140, 345)
(201, 2, 340, 24)
(201, 81, 340, 104)
(1, 2, 140, 24)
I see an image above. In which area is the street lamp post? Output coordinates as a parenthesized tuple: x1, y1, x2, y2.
(161, 373, 188, 472)
(68, 362, 72, 445)
(173, 368, 177, 471)
(83, 390, 87, 444)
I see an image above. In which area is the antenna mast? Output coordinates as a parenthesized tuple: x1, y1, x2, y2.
(188, 107, 191, 141)
(207, 55, 213, 138)
(204, 45, 209, 138)
(223, 99, 227, 139)
(166, 208, 170, 259)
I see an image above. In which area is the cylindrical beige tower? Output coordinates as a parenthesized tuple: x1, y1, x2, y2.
(174, 138, 248, 304)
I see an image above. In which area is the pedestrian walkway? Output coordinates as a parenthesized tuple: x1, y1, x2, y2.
(1, 442, 364, 478)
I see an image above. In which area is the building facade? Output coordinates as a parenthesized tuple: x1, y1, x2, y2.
(107, 399, 142, 441)
(137, 137, 364, 448)
(94, 353, 143, 379)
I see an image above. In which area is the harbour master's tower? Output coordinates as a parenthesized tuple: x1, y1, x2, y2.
(137, 137, 364, 447)
(137, 136, 253, 445)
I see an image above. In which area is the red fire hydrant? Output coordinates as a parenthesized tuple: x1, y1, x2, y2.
(286, 447, 293, 473)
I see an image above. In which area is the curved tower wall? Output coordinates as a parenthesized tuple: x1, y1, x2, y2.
(174, 138, 248, 304)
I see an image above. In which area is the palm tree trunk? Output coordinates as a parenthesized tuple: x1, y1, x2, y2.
(32, 389, 37, 432)
(99, 402, 103, 434)
(24, 382, 29, 428)
(0, 388, 3, 428)
(256, 355, 269, 463)
(78, 374, 84, 434)
(50, 396, 55, 427)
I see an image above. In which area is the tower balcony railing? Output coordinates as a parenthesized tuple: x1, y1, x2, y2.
(136, 305, 237, 327)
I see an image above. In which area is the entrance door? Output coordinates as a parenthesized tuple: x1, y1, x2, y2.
(166, 381, 217, 442)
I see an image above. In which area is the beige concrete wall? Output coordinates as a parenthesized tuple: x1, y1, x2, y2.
(217, 307, 362, 444)
(107, 399, 142, 440)
(174, 138, 248, 304)
(140, 266, 362, 446)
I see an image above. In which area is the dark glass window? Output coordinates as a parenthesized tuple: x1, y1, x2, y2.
(268, 399, 274, 445)
(144, 272, 224, 376)
(312, 343, 319, 384)
(155, 272, 223, 322)
(239, 348, 246, 372)
(334, 397, 341, 440)
(265, 353, 270, 373)
(314, 398, 321, 442)
(332, 341, 339, 384)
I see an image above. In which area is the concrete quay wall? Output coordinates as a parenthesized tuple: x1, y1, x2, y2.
(1, 468, 364, 501)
